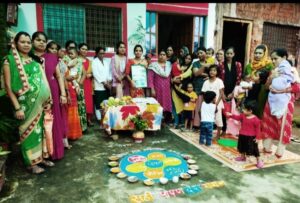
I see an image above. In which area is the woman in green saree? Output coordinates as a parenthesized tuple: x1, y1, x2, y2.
(3, 32, 52, 174)
(244, 44, 273, 118)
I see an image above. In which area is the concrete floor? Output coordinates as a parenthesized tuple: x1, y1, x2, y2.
(0, 102, 300, 203)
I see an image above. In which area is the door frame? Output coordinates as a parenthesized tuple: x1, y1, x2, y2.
(222, 17, 253, 65)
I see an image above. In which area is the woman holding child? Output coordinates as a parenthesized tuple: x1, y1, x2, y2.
(261, 48, 300, 158)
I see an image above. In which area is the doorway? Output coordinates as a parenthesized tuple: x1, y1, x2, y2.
(158, 14, 193, 56)
(222, 20, 249, 67)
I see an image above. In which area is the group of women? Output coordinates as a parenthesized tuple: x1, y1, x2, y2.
(2, 29, 300, 174)
(2, 31, 95, 174)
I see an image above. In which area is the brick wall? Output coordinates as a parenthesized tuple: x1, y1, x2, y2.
(236, 4, 300, 26)
(235, 3, 300, 62)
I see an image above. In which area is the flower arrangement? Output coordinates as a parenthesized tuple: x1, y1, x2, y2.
(129, 114, 148, 143)
(130, 114, 148, 131)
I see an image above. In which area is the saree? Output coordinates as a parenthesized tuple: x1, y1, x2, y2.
(125, 59, 147, 98)
(244, 45, 273, 118)
(4, 48, 51, 167)
(76, 58, 87, 132)
(65, 69, 83, 140)
(82, 59, 94, 114)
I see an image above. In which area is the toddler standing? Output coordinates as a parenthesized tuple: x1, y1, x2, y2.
(181, 83, 198, 131)
(199, 91, 217, 146)
(226, 101, 264, 168)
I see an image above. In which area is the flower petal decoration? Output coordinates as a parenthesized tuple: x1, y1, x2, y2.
(142, 111, 154, 129)
(120, 105, 140, 120)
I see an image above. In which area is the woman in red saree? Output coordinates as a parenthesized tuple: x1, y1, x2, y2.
(78, 43, 94, 126)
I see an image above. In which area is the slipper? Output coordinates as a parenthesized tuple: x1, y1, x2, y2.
(65, 145, 72, 150)
(40, 160, 55, 167)
(29, 165, 45, 174)
(291, 138, 300, 143)
(263, 148, 272, 154)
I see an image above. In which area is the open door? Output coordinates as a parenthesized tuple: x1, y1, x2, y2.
(222, 19, 252, 68)
(158, 14, 193, 55)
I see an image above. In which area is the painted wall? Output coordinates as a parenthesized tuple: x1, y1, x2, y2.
(12, 3, 37, 36)
(127, 3, 146, 59)
(206, 3, 216, 49)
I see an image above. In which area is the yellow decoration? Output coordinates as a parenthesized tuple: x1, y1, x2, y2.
(126, 162, 147, 173)
(147, 152, 165, 160)
(163, 157, 181, 167)
(146, 104, 159, 114)
(129, 192, 154, 203)
(144, 168, 164, 179)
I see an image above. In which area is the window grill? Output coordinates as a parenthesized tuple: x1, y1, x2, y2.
(262, 22, 299, 56)
(85, 6, 121, 50)
(43, 4, 85, 48)
(43, 4, 121, 51)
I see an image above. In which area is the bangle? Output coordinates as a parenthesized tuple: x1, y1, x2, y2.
(15, 107, 22, 111)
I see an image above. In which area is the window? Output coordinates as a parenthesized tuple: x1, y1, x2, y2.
(43, 4, 122, 50)
(85, 6, 121, 50)
(193, 16, 206, 52)
(146, 11, 157, 56)
(43, 4, 85, 48)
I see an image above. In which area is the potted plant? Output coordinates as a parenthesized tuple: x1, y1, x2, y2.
(130, 114, 148, 143)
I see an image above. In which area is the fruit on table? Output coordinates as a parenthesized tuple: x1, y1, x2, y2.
(105, 96, 133, 107)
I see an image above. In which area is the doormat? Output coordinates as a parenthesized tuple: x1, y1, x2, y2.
(169, 128, 300, 172)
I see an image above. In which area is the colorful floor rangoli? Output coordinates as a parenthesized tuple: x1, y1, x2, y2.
(115, 149, 191, 183)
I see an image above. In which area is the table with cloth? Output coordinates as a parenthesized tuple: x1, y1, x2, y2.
(102, 97, 163, 133)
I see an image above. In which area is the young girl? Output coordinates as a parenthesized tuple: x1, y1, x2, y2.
(200, 64, 225, 139)
(181, 83, 197, 131)
(199, 91, 217, 146)
(226, 101, 263, 168)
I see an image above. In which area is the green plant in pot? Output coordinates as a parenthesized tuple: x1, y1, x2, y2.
(130, 114, 148, 143)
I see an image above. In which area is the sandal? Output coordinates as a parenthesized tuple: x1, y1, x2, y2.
(263, 148, 272, 154)
(65, 145, 72, 150)
(40, 160, 55, 167)
(275, 153, 282, 159)
(29, 165, 45, 174)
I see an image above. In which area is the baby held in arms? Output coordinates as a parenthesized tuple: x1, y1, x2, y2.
(268, 58, 294, 119)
